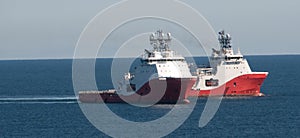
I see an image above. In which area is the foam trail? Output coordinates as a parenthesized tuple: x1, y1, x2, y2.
(0, 96, 78, 104)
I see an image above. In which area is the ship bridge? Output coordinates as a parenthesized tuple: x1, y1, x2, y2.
(142, 30, 184, 62)
(138, 30, 192, 78)
(127, 30, 194, 93)
(210, 30, 244, 62)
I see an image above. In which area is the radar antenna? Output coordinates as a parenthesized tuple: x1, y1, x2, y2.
(149, 30, 171, 52)
(218, 30, 232, 49)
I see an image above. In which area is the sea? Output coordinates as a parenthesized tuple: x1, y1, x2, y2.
(0, 55, 299, 138)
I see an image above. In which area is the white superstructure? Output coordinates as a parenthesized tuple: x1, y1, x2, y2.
(117, 30, 193, 94)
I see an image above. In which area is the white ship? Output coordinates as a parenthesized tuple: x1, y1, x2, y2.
(79, 30, 196, 104)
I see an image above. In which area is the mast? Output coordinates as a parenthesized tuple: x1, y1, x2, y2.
(218, 30, 232, 49)
(149, 30, 172, 52)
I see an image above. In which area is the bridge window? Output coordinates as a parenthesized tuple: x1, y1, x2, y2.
(145, 59, 184, 62)
(225, 56, 242, 60)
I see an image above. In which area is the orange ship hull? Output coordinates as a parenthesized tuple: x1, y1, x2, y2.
(188, 73, 268, 97)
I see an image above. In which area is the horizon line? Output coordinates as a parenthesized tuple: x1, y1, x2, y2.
(0, 53, 299, 61)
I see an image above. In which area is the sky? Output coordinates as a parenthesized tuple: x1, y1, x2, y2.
(0, 0, 299, 60)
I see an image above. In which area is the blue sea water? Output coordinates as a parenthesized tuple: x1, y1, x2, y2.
(0, 55, 299, 137)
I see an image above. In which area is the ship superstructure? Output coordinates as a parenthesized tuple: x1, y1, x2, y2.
(118, 30, 194, 94)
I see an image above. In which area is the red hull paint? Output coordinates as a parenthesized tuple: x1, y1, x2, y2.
(188, 73, 268, 97)
(79, 78, 196, 104)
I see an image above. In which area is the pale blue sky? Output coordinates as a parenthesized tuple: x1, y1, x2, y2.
(0, 0, 299, 59)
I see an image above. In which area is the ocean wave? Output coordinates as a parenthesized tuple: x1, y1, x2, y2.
(0, 96, 78, 104)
